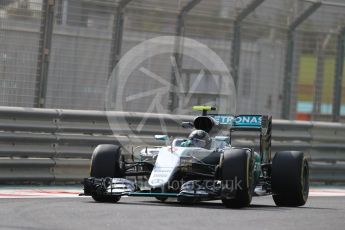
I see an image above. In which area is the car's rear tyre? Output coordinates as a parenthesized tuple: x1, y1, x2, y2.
(272, 151, 309, 207)
(90, 144, 123, 203)
(220, 149, 253, 208)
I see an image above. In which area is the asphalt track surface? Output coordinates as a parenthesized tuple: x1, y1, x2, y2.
(0, 195, 344, 230)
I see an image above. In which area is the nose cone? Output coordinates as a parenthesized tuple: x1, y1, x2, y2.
(148, 147, 181, 188)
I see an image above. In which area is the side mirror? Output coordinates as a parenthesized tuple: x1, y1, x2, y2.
(215, 136, 230, 144)
(154, 135, 169, 141)
(182, 122, 194, 129)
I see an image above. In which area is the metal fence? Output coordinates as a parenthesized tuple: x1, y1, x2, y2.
(0, 0, 345, 121)
(0, 106, 345, 184)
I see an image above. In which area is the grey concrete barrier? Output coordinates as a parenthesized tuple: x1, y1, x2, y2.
(0, 158, 55, 183)
(0, 106, 344, 184)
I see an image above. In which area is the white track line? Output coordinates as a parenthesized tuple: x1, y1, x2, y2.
(0, 188, 344, 199)
(0, 189, 82, 198)
(309, 189, 345, 197)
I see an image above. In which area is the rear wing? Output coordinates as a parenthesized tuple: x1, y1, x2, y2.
(210, 114, 272, 163)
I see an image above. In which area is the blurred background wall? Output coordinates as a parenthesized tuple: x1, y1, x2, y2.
(0, 0, 345, 121)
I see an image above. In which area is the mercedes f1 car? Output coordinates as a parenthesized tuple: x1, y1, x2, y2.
(81, 106, 309, 208)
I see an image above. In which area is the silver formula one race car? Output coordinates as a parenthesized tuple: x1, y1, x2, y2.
(81, 106, 309, 208)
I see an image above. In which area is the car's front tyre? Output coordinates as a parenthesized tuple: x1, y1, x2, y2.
(155, 197, 168, 202)
(220, 149, 253, 208)
(91, 194, 121, 203)
(90, 144, 124, 203)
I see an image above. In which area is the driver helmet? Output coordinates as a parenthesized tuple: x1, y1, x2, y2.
(188, 130, 211, 149)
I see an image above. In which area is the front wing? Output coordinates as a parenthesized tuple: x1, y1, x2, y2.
(81, 177, 231, 201)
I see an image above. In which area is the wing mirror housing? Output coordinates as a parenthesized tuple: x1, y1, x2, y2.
(154, 135, 169, 141)
(181, 122, 194, 129)
(215, 136, 230, 144)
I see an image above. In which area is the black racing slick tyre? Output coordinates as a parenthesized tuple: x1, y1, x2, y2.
(90, 144, 123, 203)
(220, 149, 253, 208)
(90, 144, 123, 178)
(155, 197, 168, 202)
(91, 194, 121, 203)
(272, 151, 309, 207)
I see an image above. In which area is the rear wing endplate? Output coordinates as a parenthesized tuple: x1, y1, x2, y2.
(210, 114, 272, 163)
